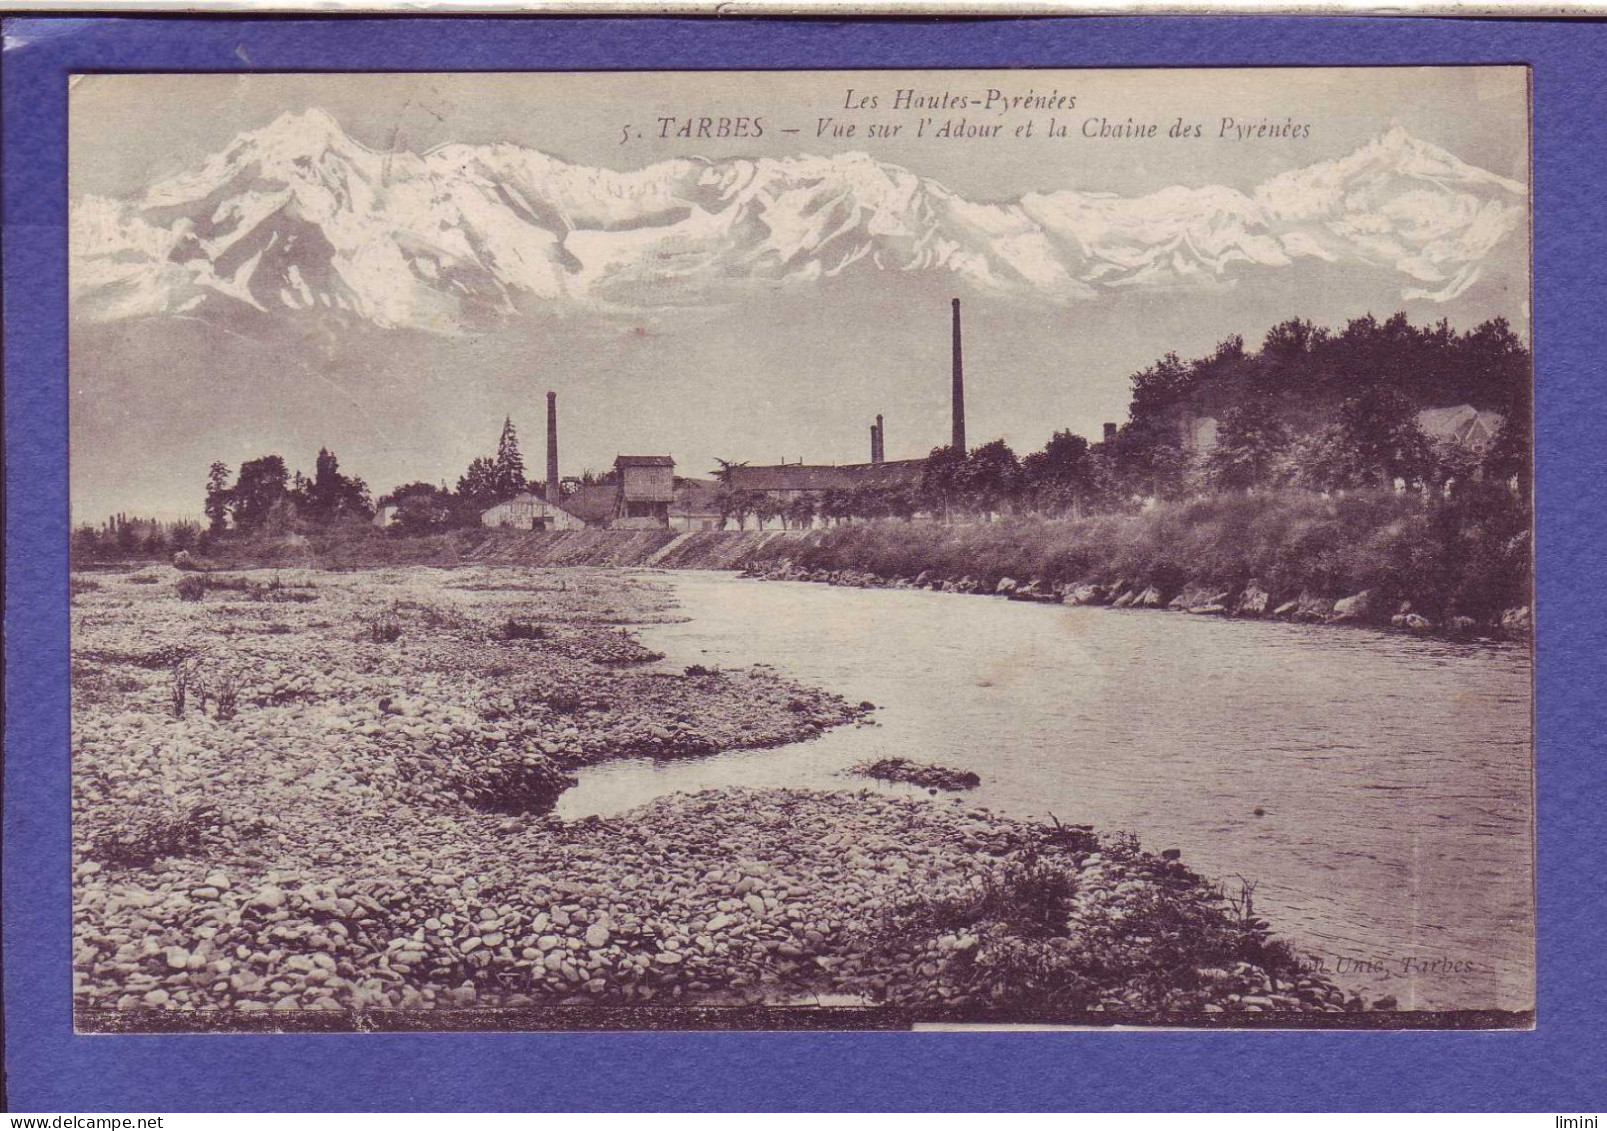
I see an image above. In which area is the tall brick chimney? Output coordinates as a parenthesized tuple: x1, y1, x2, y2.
(546, 391, 559, 504)
(951, 298, 966, 455)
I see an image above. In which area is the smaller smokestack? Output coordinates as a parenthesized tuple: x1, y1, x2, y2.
(1103, 422, 1117, 444)
(546, 392, 559, 503)
(873, 414, 885, 464)
(951, 298, 966, 455)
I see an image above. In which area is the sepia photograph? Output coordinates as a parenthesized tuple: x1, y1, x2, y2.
(65, 66, 1533, 1032)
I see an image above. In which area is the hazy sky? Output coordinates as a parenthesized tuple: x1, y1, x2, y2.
(68, 68, 1529, 523)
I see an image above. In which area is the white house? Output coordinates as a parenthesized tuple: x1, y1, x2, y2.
(1416, 405, 1505, 448)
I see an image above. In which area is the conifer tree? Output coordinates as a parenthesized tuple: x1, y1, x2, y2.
(204, 461, 232, 534)
(493, 417, 526, 497)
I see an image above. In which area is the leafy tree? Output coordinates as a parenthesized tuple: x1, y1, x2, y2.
(1128, 351, 1196, 425)
(918, 445, 966, 521)
(168, 521, 200, 553)
(1022, 430, 1093, 516)
(204, 462, 232, 534)
(753, 494, 781, 531)
(230, 455, 290, 532)
(961, 440, 1022, 517)
(388, 482, 455, 534)
(1107, 419, 1194, 502)
(1428, 436, 1487, 495)
(1279, 424, 1362, 492)
(716, 486, 756, 530)
(457, 456, 500, 503)
(1108, 309, 1530, 499)
(299, 447, 373, 522)
(111, 513, 141, 554)
(882, 485, 918, 522)
(456, 419, 527, 506)
(1337, 387, 1435, 487)
(784, 493, 818, 530)
(710, 458, 749, 487)
(1261, 316, 1324, 362)
(846, 485, 890, 522)
(1483, 418, 1529, 495)
(1206, 406, 1288, 492)
(820, 488, 853, 526)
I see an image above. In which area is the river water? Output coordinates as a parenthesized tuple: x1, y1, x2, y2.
(557, 571, 1534, 1013)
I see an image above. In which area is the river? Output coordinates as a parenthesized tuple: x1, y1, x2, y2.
(556, 571, 1534, 1013)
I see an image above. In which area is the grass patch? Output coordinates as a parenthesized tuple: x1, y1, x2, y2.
(76, 643, 193, 669)
(872, 832, 1320, 1011)
(495, 617, 550, 641)
(848, 757, 980, 791)
(896, 848, 1076, 940)
(82, 803, 225, 870)
(366, 613, 403, 643)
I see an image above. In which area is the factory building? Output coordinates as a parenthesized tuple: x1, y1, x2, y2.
(480, 493, 585, 531)
(721, 297, 966, 522)
(723, 458, 923, 500)
(611, 455, 677, 528)
(480, 391, 587, 530)
(482, 298, 972, 532)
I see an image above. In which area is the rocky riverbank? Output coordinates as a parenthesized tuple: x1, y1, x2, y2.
(73, 563, 1362, 1026)
(740, 560, 1532, 641)
(75, 784, 1360, 1021)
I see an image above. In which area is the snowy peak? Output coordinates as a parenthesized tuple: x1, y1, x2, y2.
(71, 112, 1527, 331)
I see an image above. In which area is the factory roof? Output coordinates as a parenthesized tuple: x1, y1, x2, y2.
(725, 459, 924, 493)
(562, 484, 619, 524)
(1416, 405, 1504, 447)
(614, 455, 676, 468)
(671, 477, 723, 517)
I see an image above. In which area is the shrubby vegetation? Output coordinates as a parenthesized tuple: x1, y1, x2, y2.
(751, 484, 1530, 626)
(734, 312, 1531, 625)
(71, 514, 206, 564)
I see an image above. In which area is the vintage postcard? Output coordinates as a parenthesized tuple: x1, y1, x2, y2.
(67, 67, 1532, 1031)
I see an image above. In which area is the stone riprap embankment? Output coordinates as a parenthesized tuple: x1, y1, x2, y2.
(73, 563, 1356, 1024)
(464, 529, 796, 571)
(742, 561, 1532, 642)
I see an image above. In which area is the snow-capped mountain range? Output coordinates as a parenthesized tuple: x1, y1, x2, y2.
(70, 108, 1527, 333)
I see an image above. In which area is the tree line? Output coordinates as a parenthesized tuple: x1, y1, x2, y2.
(377, 417, 540, 534)
(717, 311, 1531, 527)
(72, 309, 1532, 560)
(1105, 311, 1528, 506)
(188, 417, 542, 539)
(202, 448, 375, 535)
